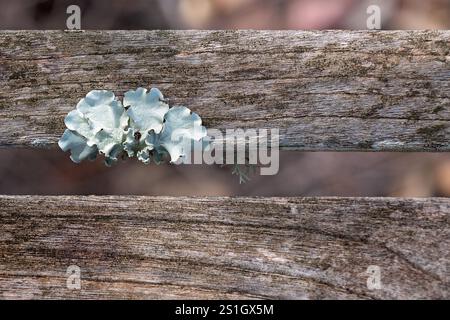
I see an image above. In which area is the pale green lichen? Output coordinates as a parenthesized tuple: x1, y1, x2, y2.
(124, 87, 168, 134)
(62, 90, 128, 165)
(59, 87, 251, 183)
(59, 129, 98, 163)
(59, 88, 208, 166)
(146, 106, 207, 164)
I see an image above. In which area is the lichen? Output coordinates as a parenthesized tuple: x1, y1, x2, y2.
(59, 87, 208, 166)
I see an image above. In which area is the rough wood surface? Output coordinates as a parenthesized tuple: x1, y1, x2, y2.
(0, 30, 449, 151)
(0, 195, 448, 299)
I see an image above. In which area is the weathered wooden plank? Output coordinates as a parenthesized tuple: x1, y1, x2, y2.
(0, 30, 449, 151)
(0, 195, 448, 299)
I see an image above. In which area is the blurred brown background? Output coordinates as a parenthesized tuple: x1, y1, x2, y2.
(0, 0, 449, 197)
(0, 0, 449, 29)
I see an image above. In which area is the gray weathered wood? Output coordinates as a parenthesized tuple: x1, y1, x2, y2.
(0, 30, 449, 151)
(0, 195, 448, 299)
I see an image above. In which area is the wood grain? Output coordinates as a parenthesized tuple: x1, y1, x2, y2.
(0, 195, 448, 299)
(0, 30, 449, 151)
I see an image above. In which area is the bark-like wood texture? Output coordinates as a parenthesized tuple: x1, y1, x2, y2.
(0, 30, 449, 151)
(0, 195, 448, 299)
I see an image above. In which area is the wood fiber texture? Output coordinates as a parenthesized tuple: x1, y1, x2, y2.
(0, 195, 448, 299)
(0, 30, 448, 150)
